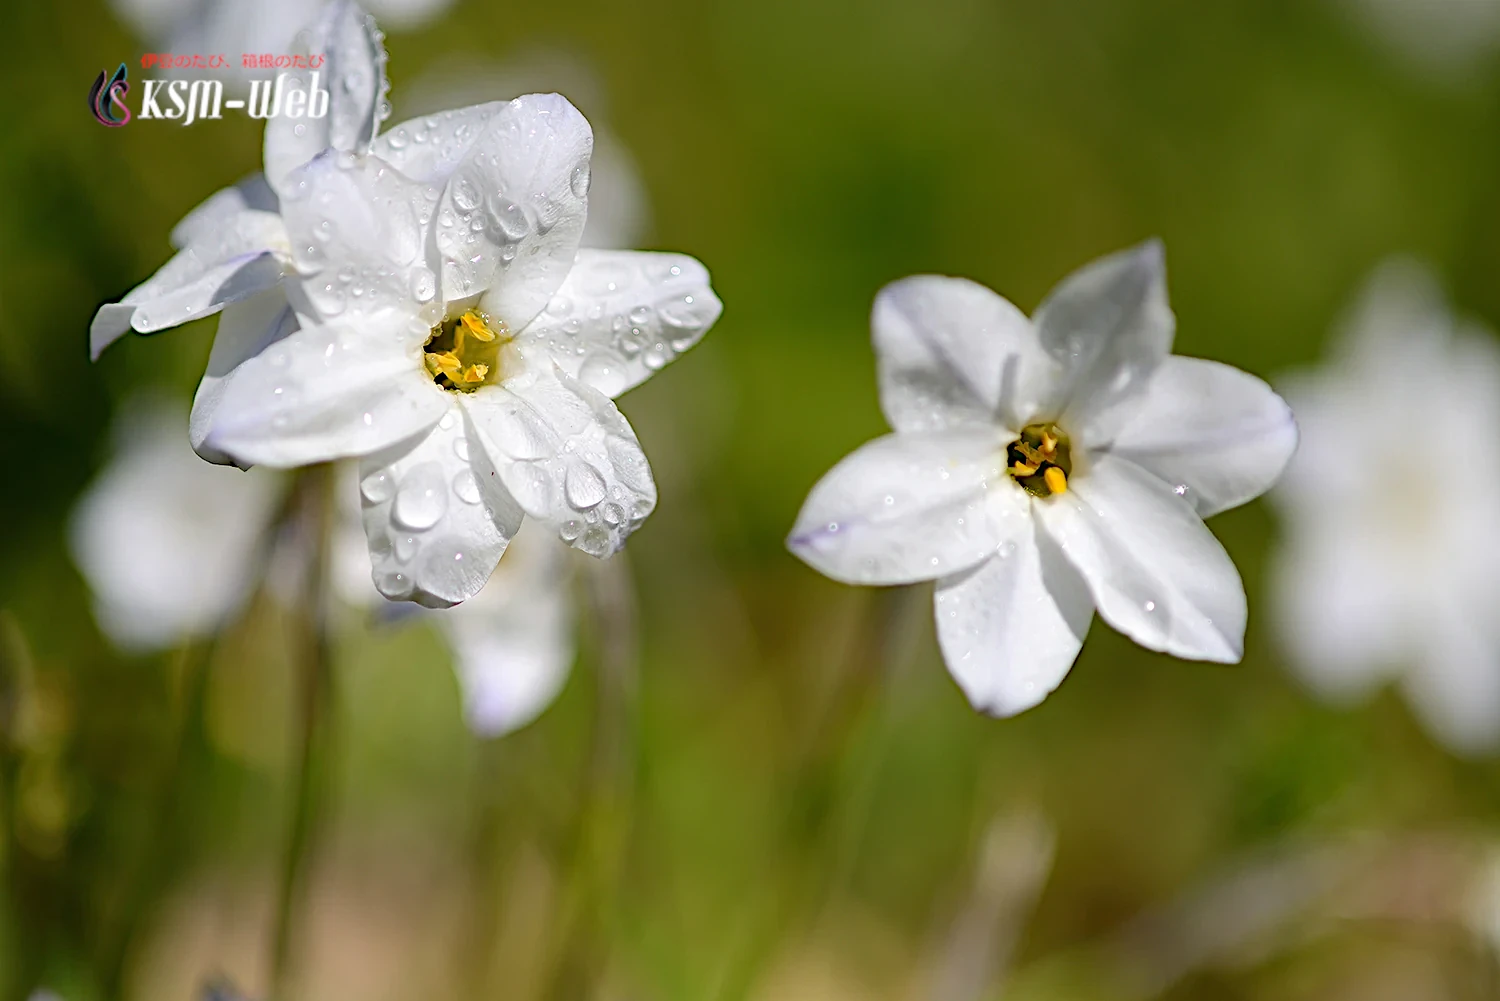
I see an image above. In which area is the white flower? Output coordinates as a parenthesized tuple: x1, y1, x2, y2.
(1270, 259, 1500, 754)
(91, 3, 724, 609)
(72, 397, 576, 736)
(788, 242, 1297, 716)
(68, 394, 284, 652)
(193, 90, 719, 607)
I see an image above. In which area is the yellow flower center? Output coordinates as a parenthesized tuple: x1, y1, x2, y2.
(422, 310, 511, 392)
(1007, 422, 1072, 498)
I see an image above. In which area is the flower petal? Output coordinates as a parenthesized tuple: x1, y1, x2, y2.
(68, 395, 284, 652)
(872, 276, 1049, 433)
(1105, 357, 1297, 518)
(934, 523, 1092, 716)
(1035, 453, 1245, 662)
(358, 404, 525, 607)
(435, 94, 592, 328)
(369, 102, 507, 186)
(787, 430, 1027, 586)
(170, 174, 278, 250)
(90, 211, 288, 359)
(1406, 603, 1500, 755)
(463, 361, 656, 558)
(1034, 240, 1174, 439)
(191, 286, 299, 466)
(204, 311, 448, 468)
(438, 520, 574, 735)
(280, 150, 438, 323)
(518, 250, 722, 397)
(263, 0, 388, 194)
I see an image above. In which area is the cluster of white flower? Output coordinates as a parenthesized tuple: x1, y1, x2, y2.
(84, 1, 1500, 755)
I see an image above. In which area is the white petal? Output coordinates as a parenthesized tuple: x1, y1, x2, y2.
(437, 94, 592, 328)
(1033, 240, 1174, 440)
(169, 174, 278, 250)
(369, 102, 508, 186)
(1106, 357, 1298, 518)
(872, 276, 1050, 433)
(934, 524, 1092, 717)
(463, 360, 656, 558)
(439, 520, 575, 735)
(203, 312, 448, 468)
(68, 395, 284, 651)
(1270, 523, 1406, 703)
(358, 404, 525, 607)
(90, 211, 288, 359)
(519, 250, 722, 397)
(1035, 453, 1245, 662)
(280, 151, 438, 323)
(787, 430, 1027, 586)
(263, 0, 388, 193)
(191, 286, 299, 466)
(1406, 604, 1500, 756)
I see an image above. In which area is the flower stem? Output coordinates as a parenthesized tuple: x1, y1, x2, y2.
(543, 552, 640, 1000)
(269, 464, 337, 999)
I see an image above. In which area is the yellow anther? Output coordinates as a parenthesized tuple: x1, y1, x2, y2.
(1041, 431, 1058, 455)
(459, 311, 498, 342)
(423, 310, 512, 392)
(1044, 466, 1068, 495)
(1011, 461, 1039, 477)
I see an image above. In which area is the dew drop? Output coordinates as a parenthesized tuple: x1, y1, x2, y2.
(565, 462, 608, 510)
(452, 469, 481, 504)
(394, 534, 419, 562)
(360, 468, 395, 503)
(393, 463, 448, 530)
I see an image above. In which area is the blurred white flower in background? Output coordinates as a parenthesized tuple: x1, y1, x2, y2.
(1270, 259, 1500, 755)
(68, 395, 284, 652)
(789, 242, 1297, 717)
(110, 0, 453, 61)
(1339, 0, 1500, 81)
(71, 394, 576, 737)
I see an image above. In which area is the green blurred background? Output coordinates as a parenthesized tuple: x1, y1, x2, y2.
(3, 0, 1500, 998)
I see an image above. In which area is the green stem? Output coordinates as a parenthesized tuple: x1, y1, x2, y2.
(543, 553, 640, 1001)
(269, 464, 337, 999)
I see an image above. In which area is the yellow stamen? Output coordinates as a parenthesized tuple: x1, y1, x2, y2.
(461, 363, 489, 383)
(1041, 431, 1058, 455)
(1043, 466, 1068, 495)
(1011, 461, 1039, 477)
(460, 311, 498, 342)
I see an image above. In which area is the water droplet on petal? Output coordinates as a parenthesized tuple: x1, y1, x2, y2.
(393, 462, 448, 530)
(564, 461, 608, 510)
(452, 469, 481, 504)
(360, 468, 395, 503)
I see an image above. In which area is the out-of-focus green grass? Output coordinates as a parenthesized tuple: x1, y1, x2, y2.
(2, 0, 1500, 998)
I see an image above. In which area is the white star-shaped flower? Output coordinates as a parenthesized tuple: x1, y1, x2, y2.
(788, 242, 1298, 716)
(1270, 259, 1500, 754)
(91, 3, 723, 609)
(196, 94, 718, 606)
